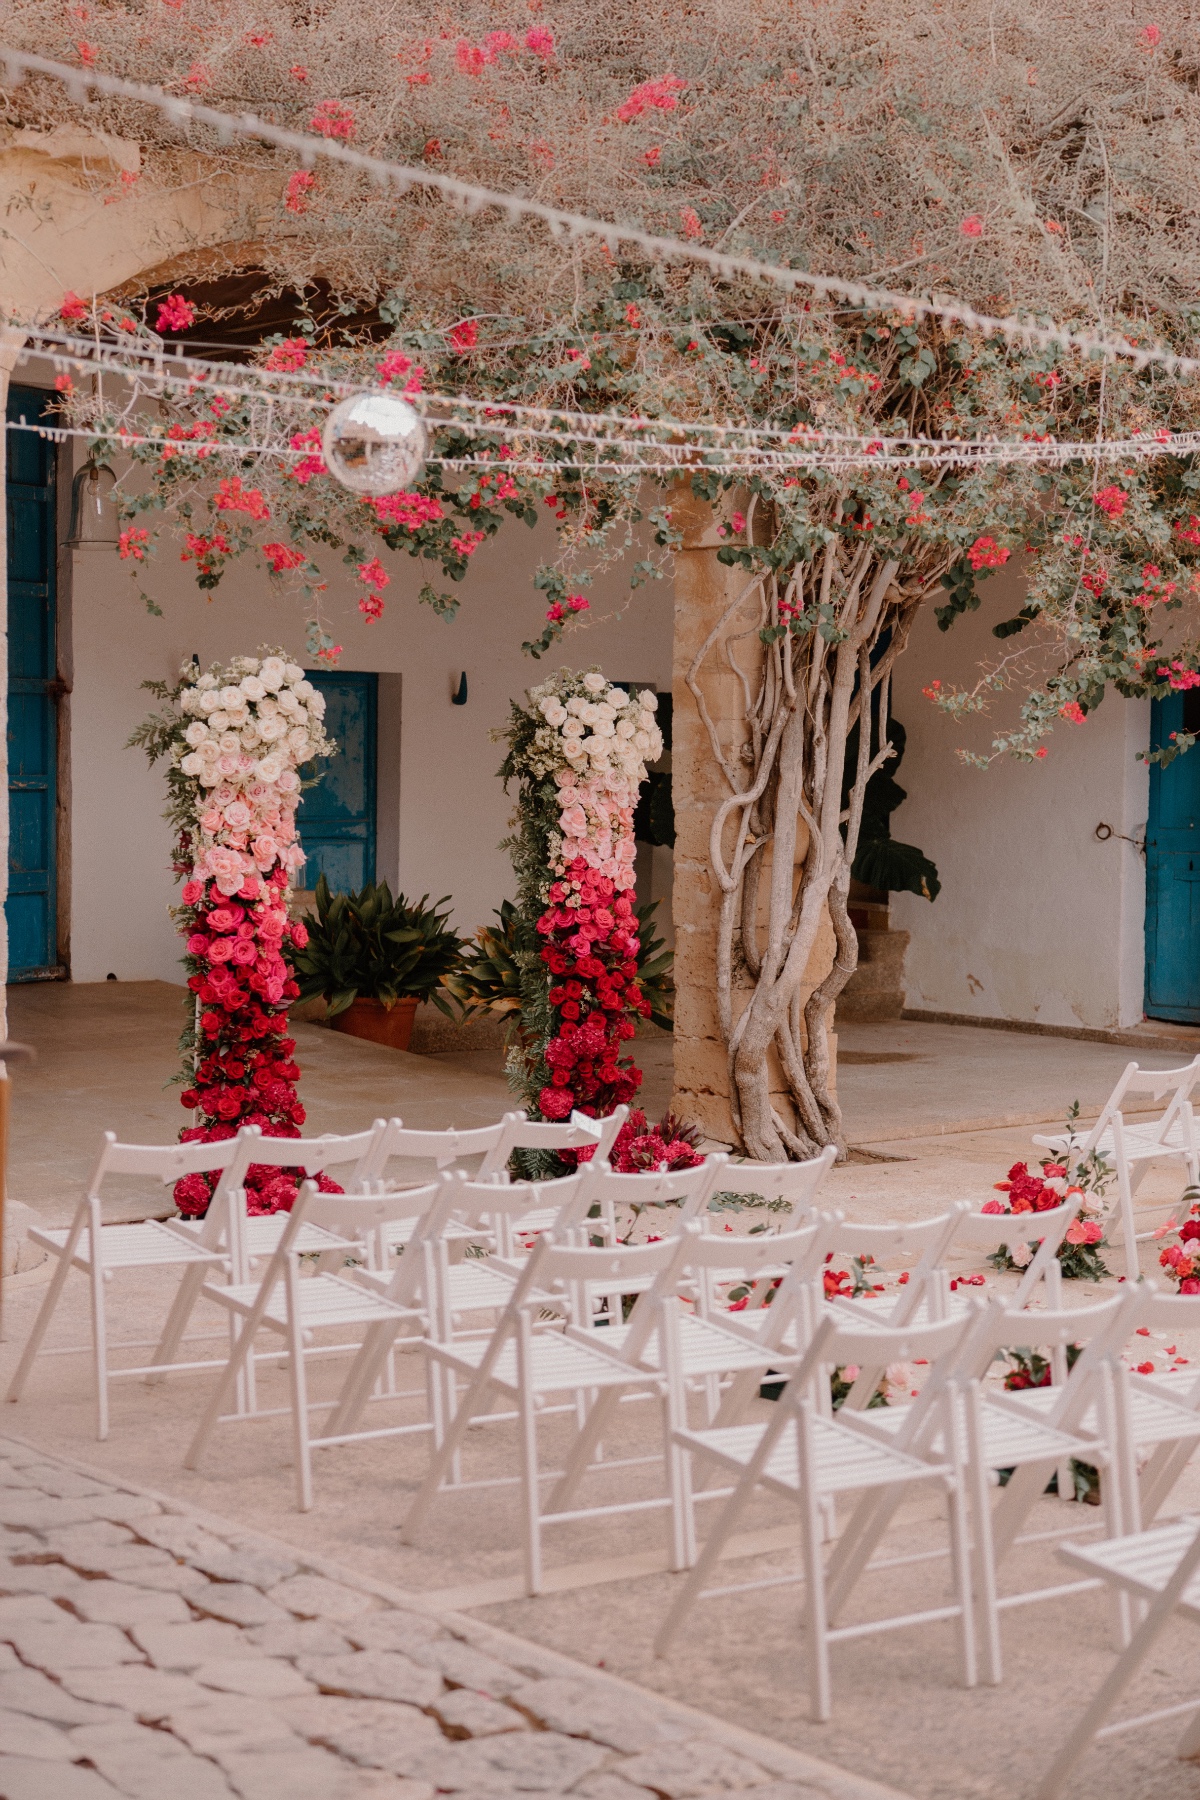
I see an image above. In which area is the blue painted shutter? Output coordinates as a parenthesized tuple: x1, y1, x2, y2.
(4, 388, 59, 979)
(1145, 691, 1200, 1022)
(296, 671, 378, 893)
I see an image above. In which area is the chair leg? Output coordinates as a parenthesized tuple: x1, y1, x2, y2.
(184, 1307, 264, 1471)
(545, 1386, 621, 1514)
(516, 1326, 543, 1597)
(284, 1263, 313, 1513)
(401, 1356, 497, 1543)
(655, 1447, 772, 1658)
(796, 1406, 832, 1723)
(6, 1247, 73, 1404)
(87, 1206, 109, 1442)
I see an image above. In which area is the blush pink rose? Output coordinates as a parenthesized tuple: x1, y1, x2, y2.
(252, 834, 279, 867)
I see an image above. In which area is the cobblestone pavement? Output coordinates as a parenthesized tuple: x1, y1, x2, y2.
(0, 1435, 905, 1800)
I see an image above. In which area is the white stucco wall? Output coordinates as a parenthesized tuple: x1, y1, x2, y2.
(56, 434, 672, 984)
(889, 563, 1150, 1031)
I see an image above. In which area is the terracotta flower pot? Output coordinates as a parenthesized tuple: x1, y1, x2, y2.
(329, 995, 420, 1052)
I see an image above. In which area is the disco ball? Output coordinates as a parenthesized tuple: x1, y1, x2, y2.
(321, 392, 428, 496)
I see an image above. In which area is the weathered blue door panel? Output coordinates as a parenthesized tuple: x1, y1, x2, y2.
(297, 671, 377, 893)
(1145, 692, 1200, 1021)
(4, 387, 58, 978)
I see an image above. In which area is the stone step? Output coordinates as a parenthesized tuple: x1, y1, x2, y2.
(838, 929, 909, 1023)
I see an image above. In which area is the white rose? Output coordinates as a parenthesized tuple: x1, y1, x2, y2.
(562, 718, 585, 739)
(240, 676, 266, 702)
(293, 679, 314, 701)
(256, 754, 283, 783)
(608, 689, 629, 707)
(209, 711, 230, 733)
(218, 733, 241, 755)
(240, 727, 261, 750)
(197, 673, 218, 691)
(582, 671, 606, 694)
(592, 718, 616, 738)
(199, 738, 221, 761)
(180, 752, 205, 775)
(566, 696, 588, 716)
(638, 690, 658, 711)
(594, 703, 616, 723)
(615, 718, 636, 739)
(276, 768, 300, 792)
(184, 721, 209, 747)
(288, 726, 310, 755)
(277, 690, 301, 716)
(259, 657, 286, 691)
(308, 692, 326, 718)
(543, 702, 568, 727)
(199, 690, 220, 714)
(563, 738, 586, 761)
(634, 730, 651, 752)
(1010, 1240, 1034, 1269)
(199, 766, 221, 787)
(218, 686, 242, 711)
(258, 715, 287, 742)
(283, 663, 304, 685)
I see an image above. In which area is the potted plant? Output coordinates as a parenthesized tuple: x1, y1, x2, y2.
(294, 875, 466, 1051)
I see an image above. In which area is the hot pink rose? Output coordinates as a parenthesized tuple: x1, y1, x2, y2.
(208, 937, 236, 962)
(186, 933, 209, 956)
(231, 939, 257, 965)
(181, 880, 203, 905)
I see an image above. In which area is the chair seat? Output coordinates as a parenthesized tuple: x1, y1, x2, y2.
(32, 1221, 223, 1271)
(202, 1272, 417, 1331)
(591, 1314, 782, 1378)
(1001, 1380, 1200, 1450)
(677, 1413, 948, 1497)
(444, 1262, 520, 1315)
(380, 1216, 483, 1250)
(851, 1392, 1088, 1467)
(168, 1216, 351, 1257)
(1059, 1519, 1200, 1619)
(429, 1328, 660, 1395)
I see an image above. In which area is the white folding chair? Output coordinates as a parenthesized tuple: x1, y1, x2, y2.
(183, 1178, 448, 1510)
(653, 1307, 981, 1720)
(400, 1230, 702, 1594)
(1036, 1518, 1200, 1799)
(1033, 1057, 1200, 1277)
(543, 1213, 844, 1525)
(6, 1129, 260, 1439)
(149, 1126, 385, 1387)
(824, 1207, 972, 1407)
(831, 1292, 1131, 1685)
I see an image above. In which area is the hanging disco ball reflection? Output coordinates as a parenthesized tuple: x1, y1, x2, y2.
(321, 392, 428, 495)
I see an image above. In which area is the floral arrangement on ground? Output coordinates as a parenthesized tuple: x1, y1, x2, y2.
(496, 667, 664, 1149)
(984, 1141, 1112, 1281)
(131, 648, 338, 1214)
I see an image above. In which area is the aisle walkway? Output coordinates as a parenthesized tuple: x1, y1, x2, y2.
(0, 1434, 899, 1800)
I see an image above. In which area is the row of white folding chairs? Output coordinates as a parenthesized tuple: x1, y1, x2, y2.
(655, 1281, 1200, 1721)
(4, 1105, 630, 1440)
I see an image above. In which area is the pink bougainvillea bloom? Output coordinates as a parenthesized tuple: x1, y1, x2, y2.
(616, 75, 686, 122)
(450, 530, 486, 557)
(1059, 701, 1086, 724)
(456, 40, 486, 75)
(625, 302, 641, 327)
(967, 534, 1010, 570)
(214, 475, 270, 520)
(545, 602, 565, 622)
(1035, 746, 1049, 759)
(118, 527, 149, 561)
(680, 207, 703, 240)
(567, 594, 590, 612)
(156, 292, 196, 333)
(262, 542, 305, 574)
(76, 39, 97, 65)
(244, 30, 271, 46)
(525, 27, 555, 57)
(60, 290, 88, 321)
(310, 100, 355, 140)
(960, 215, 984, 237)
(484, 30, 518, 56)
(54, 374, 74, 396)
(357, 556, 389, 590)
(643, 146, 662, 167)
(358, 593, 385, 622)
(1094, 484, 1128, 519)
(264, 337, 308, 372)
(285, 170, 316, 214)
(183, 61, 210, 90)
(731, 510, 747, 532)
(448, 319, 479, 353)
(1140, 23, 1162, 47)
(290, 64, 308, 80)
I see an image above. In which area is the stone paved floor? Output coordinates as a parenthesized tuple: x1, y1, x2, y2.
(0, 1434, 903, 1800)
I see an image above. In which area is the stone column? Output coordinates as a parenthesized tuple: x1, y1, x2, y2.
(669, 488, 836, 1148)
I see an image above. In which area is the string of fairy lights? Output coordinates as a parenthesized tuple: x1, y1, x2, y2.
(10, 327, 1200, 477)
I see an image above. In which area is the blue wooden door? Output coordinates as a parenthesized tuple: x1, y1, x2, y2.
(297, 670, 377, 893)
(4, 387, 59, 979)
(1145, 691, 1200, 1021)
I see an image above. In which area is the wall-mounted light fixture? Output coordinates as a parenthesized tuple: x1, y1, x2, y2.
(451, 672, 468, 706)
(66, 458, 119, 548)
